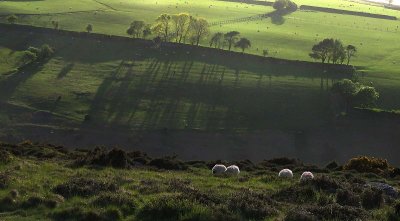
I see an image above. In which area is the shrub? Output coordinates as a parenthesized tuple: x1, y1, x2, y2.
(0, 196, 17, 212)
(310, 175, 341, 193)
(75, 148, 132, 169)
(273, 184, 317, 203)
(344, 156, 389, 174)
(307, 204, 366, 220)
(167, 179, 221, 205)
(285, 208, 316, 221)
(355, 86, 379, 108)
(22, 195, 58, 209)
(38, 44, 54, 60)
(227, 189, 277, 219)
(361, 188, 383, 209)
(92, 192, 136, 215)
(325, 161, 339, 170)
(21, 50, 37, 64)
(53, 177, 118, 198)
(336, 189, 360, 207)
(6, 14, 17, 24)
(149, 157, 188, 170)
(10, 189, 19, 199)
(266, 157, 299, 166)
(51, 207, 117, 221)
(0, 150, 12, 165)
(27, 46, 41, 55)
(0, 172, 10, 189)
(136, 195, 207, 221)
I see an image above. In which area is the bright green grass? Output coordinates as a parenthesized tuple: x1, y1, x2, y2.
(0, 31, 337, 130)
(0, 0, 399, 131)
(0, 0, 399, 76)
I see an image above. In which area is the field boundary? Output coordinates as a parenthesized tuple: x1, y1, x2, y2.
(299, 5, 397, 20)
(216, 0, 397, 21)
(0, 9, 106, 18)
(0, 22, 355, 76)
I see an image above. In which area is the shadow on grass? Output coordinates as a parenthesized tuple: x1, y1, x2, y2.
(0, 61, 47, 101)
(57, 63, 74, 79)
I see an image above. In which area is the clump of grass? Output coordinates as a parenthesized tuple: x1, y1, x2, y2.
(0, 150, 12, 164)
(0, 196, 18, 212)
(167, 178, 221, 205)
(149, 156, 188, 170)
(309, 175, 342, 193)
(92, 192, 136, 216)
(227, 188, 278, 220)
(75, 147, 131, 169)
(306, 203, 367, 220)
(336, 189, 360, 207)
(361, 187, 384, 209)
(21, 195, 59, 209)
(0, 171, 11, 189)
(136, 194, 208, 221)
(53, 177, 118, 198)
(51, 206, 121, 221)
(273, 184, 317, 203)
(284, 208, 316, 221)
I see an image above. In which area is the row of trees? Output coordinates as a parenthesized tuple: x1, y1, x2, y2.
(309, 38, 357, 65)
(209, 31, 251, 52)
(149, 13, 209, 46)
(126, 13, 252, 52)
(125, 13, 209, 46)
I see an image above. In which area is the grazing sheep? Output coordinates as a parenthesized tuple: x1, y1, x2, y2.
(226, 165, 240, 175)
(212, 164, 227, 175)
(300, 171, 314, 182)
(278, 169, 293, 178)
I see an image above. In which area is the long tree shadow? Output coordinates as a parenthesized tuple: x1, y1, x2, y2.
(57, 63, 74, 79)
(269, 8, 297, 25)
(0, 61, 47, 101)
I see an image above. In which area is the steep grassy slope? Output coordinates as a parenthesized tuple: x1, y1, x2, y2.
(0, 142, 400, 221)
(0, 28, 346, 131)
(1, 0, 399, 111)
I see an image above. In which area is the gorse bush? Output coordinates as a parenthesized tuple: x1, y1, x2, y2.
(344, 156, 389, 173)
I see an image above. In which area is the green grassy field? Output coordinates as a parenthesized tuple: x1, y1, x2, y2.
(0, 29, 340, 131)
(0, 142, 399, 221)
(0, 0, 399, 111)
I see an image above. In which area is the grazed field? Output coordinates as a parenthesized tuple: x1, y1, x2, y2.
(1, 0, 399, 110)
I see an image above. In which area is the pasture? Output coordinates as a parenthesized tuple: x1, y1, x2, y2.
(0, 0, 399, 110)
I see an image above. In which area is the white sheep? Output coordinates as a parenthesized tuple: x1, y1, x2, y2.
(226, 165, 240, 175)
(212, 164, 227, 175)
(300, 171, 314, 182)
(278, 169, 293, 178)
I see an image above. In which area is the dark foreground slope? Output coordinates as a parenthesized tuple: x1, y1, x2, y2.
(1, 142, 400, 220)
